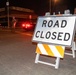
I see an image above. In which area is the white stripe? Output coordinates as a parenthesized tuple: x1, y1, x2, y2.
(38, 44, 48, 55)
(48, 45, 62, 57)
(62, 46, 65, 50)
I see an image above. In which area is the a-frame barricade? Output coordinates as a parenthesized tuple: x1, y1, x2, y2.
(35, 43, 65, 69)
(32, 13, 76, 69)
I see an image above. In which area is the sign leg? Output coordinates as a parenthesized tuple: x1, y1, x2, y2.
(55, 57, 60, 69)
(35, 53, 40, 63)
(71, 41, 75, 58)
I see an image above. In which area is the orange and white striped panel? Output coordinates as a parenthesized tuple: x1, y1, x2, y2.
(36, 43, 65, 58)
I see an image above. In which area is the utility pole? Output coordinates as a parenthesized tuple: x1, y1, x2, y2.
(6, 0, 9, 28)
(49, 0, 52, 14)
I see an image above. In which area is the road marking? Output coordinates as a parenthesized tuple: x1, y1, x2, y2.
(15, 31, 33, 36)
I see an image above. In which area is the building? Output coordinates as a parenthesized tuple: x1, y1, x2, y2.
(0, 6, 38, 27)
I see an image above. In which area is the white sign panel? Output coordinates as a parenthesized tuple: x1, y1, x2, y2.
(32, 16, 76, 46)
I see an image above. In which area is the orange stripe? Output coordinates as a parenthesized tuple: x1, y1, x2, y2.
(43, 44, 54, 56)
(55, 46, 65, 57)
(36, 46, 42, 54)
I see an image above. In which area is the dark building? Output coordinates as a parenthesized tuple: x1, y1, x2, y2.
(0, 6, 38, 27)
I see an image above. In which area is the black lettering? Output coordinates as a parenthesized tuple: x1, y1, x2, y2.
(48, 20, 53, 27)
(61, 20, 67, 28)
(45, 31, 51, 39)
(57, 32, 63, 40)
(42, 20, 47, 27)
(51, 32, 57, 40)
(53, 20, 59, 27)
(35, 31, 40, 38)
(64, 33, 70, 41)
(40, 31, 44, 38)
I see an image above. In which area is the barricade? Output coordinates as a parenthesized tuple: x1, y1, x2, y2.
(35, 43, 65, 69)
(32, 12, 76, 69)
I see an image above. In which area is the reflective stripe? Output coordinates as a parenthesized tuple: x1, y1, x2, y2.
(38, 44, 48, 55)
(36, 44, 65, 58)
(43, 44, 54, 56)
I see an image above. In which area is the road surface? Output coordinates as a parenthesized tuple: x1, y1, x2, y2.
(0, 29, 76, 75)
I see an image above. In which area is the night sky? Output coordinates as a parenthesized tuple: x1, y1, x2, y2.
(0, 0, 76, 15)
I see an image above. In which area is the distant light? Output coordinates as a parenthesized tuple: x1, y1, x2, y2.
(6, 2, 9, 6)
(22, 22, 32, 28)
(22, 24, 25, 27)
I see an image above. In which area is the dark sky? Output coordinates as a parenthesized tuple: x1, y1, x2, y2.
(0, 0, 76, 15)
(0, 0, 49, 15)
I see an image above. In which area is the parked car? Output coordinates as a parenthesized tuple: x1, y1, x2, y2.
(21, 20, 36, 31)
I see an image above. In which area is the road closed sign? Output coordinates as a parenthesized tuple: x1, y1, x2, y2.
(32, 16, 76, 46)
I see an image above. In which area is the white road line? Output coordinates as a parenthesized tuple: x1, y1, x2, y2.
(15, 31, 33, 36)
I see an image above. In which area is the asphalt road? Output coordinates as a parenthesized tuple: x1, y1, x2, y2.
(0, 29, 76, 75)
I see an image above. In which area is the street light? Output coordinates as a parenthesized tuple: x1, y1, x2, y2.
(6, 0, 9, 28)
(54, 0, 58, 3)
(49, 0, 59, 14)
(49, 0, 51, 14)
(53, 0, 59, 13)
